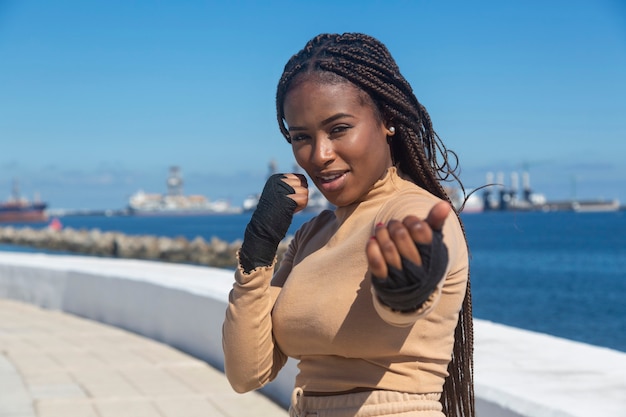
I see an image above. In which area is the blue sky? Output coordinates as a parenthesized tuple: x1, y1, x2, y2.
(1, 0, 625, 210)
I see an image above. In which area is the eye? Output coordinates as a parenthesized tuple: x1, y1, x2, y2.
(330, 124, 351, 136)
(290, 133, 310, 142)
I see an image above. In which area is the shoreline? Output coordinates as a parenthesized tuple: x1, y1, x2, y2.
(0, 224, 290, 269)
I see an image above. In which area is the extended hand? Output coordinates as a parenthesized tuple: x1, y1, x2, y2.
(366, 201, 451, 311)
(367, 201, 450, 277)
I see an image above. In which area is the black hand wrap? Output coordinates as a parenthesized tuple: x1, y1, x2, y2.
(371, 230, 449, 312)
(240, 174, 298, 273)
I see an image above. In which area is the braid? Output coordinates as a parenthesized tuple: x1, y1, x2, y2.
(276, 33, 474, 417)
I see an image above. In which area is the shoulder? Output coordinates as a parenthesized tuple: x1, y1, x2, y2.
(377, 174, 441, 221)
(376, 177, 467, 259)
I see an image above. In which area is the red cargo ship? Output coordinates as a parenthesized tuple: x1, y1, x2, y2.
(0, 180, 48, 223)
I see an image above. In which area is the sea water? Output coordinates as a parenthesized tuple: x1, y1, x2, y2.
(464, 210, 626, 352)
(1, 210, 625, 352)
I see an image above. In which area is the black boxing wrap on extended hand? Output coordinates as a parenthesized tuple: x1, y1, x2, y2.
(371, 229, 449, 312)
(240, 174, 298, 273)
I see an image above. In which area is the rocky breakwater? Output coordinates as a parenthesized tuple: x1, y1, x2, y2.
(0, 226, 291, 269)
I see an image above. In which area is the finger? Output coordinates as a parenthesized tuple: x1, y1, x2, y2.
(281, 174, 309, 213)
(402, 215, 433, 246)
(281, 173, 307, 190)
(293, 173, 309, 188)
(425, 201, 451, 231)
(366, 237, 388, 278)
(388, 220, 422, 266)
(290, 192, 309, 213)
(373, 222, 402, 270)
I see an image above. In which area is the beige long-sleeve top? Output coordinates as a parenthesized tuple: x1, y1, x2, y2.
(222, 167, 468, 395)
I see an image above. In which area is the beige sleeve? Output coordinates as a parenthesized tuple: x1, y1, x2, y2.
(221, 254, 288, 393)
(371, 194, 469, 327)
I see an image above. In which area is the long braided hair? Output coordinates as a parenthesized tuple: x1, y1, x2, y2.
(276, 33, 474, 417)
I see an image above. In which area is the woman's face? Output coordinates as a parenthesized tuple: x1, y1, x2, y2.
(283, 77, 393, 207)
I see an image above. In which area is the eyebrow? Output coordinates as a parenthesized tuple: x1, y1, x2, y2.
(288, 113, 355, 132)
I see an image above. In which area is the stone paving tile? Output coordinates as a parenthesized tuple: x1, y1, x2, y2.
(0, 354, 36, 417)
(120, 367, 199, 397)
(90, 346, 157, 367)
(93, 399, 163, 417)
(6, 353, 66, 376)
(28, 382, 87, 400)
(46, 351, 109, 371)
(0, 299, 288, 417)
(207, 391, 288, 417)
(21, 371, 74, 385)
(0, 337, 38, 353)
(164, 363, 232, 394)
(154, 397, 224, 417)
(35, 399, 99, 417)
(70, 369, 143, 398)
(137, 344, 206, 366)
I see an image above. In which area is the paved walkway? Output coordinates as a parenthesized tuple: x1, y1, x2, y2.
(0, 299, 288, 417)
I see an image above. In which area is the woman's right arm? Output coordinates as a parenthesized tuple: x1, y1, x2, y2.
(222, 173, 307, 392)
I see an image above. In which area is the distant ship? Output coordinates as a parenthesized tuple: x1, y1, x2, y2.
(128, 166, 241, 216)
(544, 199, 621, 213)
(0, 179, 48, 223)
(479, 170, 620, 213)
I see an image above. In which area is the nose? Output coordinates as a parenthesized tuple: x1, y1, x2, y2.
(310, 136, 335, 167)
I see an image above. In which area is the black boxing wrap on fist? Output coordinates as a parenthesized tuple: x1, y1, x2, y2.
(240, 174, 298, 273)
(371, 229, 449, 312)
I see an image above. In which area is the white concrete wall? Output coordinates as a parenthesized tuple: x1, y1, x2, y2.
(1, 251, 624, 417)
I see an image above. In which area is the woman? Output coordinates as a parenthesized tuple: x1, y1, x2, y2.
(223, 33, 473, 417)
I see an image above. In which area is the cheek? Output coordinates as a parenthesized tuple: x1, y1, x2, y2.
(354, 139, 386, 165)
(291, 144, 303, 160)
(291, 145, 309, 168)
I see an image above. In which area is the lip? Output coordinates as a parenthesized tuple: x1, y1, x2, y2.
(315, 170, 348, 193)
